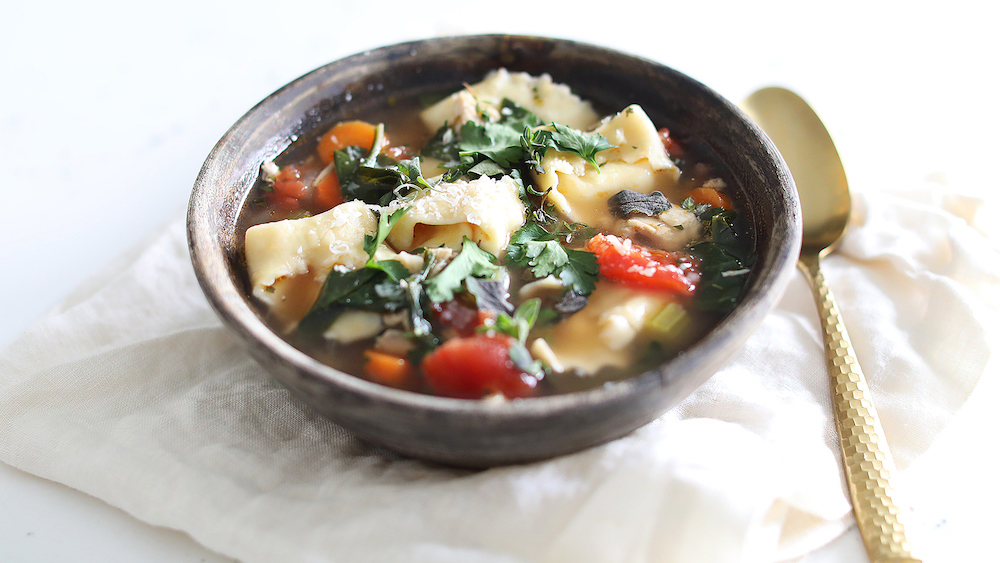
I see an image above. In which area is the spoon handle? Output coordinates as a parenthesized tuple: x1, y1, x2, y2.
(798, 253, 920, 563)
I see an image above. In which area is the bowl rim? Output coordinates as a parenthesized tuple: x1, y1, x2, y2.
(187, 33, 801, 423)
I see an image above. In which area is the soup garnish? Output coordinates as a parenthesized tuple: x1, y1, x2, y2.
(239, 69, 754, 399)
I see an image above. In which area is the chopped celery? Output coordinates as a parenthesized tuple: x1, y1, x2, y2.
(645, 302, 694, 348)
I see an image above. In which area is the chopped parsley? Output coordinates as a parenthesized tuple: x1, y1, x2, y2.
(424, 237, 501, 303)
(422, 98, 615, 182)
(505, 222, 599, 296)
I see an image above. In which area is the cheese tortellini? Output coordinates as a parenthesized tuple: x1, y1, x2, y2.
(534, 104, 680, 229)
(244, 176, 527, 329)
(421, 68, 600, 132)
(386, 175, 526, 256)
(244, 200, 377, 329)
(542, 282, 677, 373)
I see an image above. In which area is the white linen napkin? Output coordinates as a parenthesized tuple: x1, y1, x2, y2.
(1, 180, 996, 563)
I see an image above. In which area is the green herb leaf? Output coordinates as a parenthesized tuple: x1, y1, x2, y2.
(507, 340, 544, 378)
(505, 222, 599, 295)
(557, 248, 600, 295)
(436, 99, 614, 182)
(299, 266, 408, 336)
(424, 237, 500, 302)
(681, 195, 712, 219)
(549, 122, 615, 171)
(458, 120, 525, 168)
(485, 297, 546, 377)
(687, 211, 755, 312)
(364, 207, 410, 264)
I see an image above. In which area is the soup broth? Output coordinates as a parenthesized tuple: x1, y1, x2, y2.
(238, 69, 754, 400)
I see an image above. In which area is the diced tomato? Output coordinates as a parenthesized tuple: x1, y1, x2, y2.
(272, 165, 308, 199)
(657, 127, 684, 158)
(585, 233, 700, 295)
(687, 186, 732, 210)
(420, 333, 538, 399)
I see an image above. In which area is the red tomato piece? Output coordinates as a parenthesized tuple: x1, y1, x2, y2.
(420, 333, 538, 399)
(657, 127, 684, 158)
(273, 165, 308, 199)
(586, 233, 700, 295)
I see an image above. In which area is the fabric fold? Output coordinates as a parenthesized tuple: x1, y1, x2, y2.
(1, 184, 996, 562)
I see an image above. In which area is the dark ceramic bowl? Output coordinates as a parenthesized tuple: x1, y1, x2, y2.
(187, 34, 800, 467)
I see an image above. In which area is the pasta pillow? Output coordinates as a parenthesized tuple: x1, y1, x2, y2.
(534, 104, 680, 228)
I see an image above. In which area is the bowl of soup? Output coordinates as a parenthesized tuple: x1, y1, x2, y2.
(187, 34, 800, 467)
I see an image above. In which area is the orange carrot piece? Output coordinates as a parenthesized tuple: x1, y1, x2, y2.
(363, 349, 414, 387)
(317, 120, 383, 163)
(688, 186, 732, 210)
(314, 172, 342, 211)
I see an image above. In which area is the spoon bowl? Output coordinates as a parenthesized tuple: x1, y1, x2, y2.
(742, 87, 850, 256)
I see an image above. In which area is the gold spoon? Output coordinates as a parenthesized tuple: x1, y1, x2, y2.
(742, 87, 920, 563)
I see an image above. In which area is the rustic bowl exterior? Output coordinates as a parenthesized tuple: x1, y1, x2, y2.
(188, 35, 800, 467)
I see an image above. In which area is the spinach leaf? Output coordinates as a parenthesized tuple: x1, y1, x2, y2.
(688, 211, 755, 312)
(298, 266, 408, 336)
(364, 207, 409, 261)
(334, 146, 397, 205)
(421, 125, 461, 165)
(335, 145, 435, 207)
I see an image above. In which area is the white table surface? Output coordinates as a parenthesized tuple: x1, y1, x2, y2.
(3, 1, 997, 561)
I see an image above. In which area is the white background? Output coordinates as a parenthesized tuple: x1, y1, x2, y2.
(2, 1, 997, 561)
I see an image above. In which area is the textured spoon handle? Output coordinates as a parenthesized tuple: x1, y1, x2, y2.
(798, 253, 920, 563)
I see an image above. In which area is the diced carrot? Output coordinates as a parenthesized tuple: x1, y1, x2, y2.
(363, 349, 414, 387)
(317, 120, 385, 163)
(314, 172, 342, 211)
(687, 186, 732, 210)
